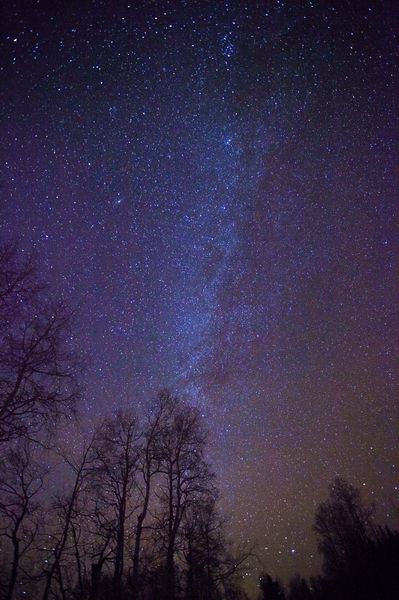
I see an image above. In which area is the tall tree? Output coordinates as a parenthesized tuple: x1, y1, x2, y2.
(91, 411, 141, 600)
(0, 441, 45, 600)
(182, 495, 251, 600)
(0, 242, 81, 444)
(311, 478, 399, 599)
(313, 477, 376, 577)
(155, 392, 215, 600)
(84, 494, 115, 600)
(130, 391, 170, 600)
(41, 437, 95, 600)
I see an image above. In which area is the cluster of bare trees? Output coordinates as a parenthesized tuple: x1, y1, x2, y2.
(1, 395, 249, 600)
(0, 243, 250, 600)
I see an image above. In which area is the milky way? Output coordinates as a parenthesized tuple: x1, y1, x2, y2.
(1, 0, 398, 587)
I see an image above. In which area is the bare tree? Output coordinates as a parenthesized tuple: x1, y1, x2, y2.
(91, 411, 141, 600)
(0, 376, 253, 600)
(182, 496, 253, 600)
(0, 242, 42, 326)
(153, 392, 215, 600)
(0, 441, 45, 600)
(83, 495, 115, 600)
(130, 392, 169, 600)
(41, 437, 95, 600)
(0, 242, 82, 444)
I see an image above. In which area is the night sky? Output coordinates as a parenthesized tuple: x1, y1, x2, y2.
(1, 0, 398, 586)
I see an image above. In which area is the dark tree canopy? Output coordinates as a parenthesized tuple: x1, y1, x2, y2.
(313, 477, 376, 577)
(259, 573, 285, 600)
(285, 478, 399, 600)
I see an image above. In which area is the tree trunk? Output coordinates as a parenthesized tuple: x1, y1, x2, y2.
(131, 463, 152, 599)
(90, 561, 104, 600)
(131, 512, 145, 599)
(6, 536, 20, 600)
(165, 545, 175, 600)
(113, 490, 127, 600)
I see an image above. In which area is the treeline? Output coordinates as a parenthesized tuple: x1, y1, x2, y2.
(260, 478, 399, 600)
(0, 243, 250, 600)
(1, 243, 398, 600)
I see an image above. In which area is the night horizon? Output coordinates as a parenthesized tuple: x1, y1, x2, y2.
(0, 1, 398, 599)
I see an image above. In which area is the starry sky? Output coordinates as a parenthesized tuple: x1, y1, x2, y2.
(0, 0, 398, 587)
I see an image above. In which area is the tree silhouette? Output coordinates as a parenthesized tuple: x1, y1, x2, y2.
(0, 242, 81, 444)
(0, 380, 253, 600)
(313, 477, 376, 578)
(41, 437, 95, 600)
(306, 477, 399, 600)
(90, 411, 141, 600)
(259, 573, 285, 600)
(287, 575, 312, 600)
(154, 391, 215, 600)
(130, 392, 170, 599)
(0, 441, 45, 600)
(182, 495, 251, 600)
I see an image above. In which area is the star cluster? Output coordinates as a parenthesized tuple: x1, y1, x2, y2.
(0, 0, 398, 585)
